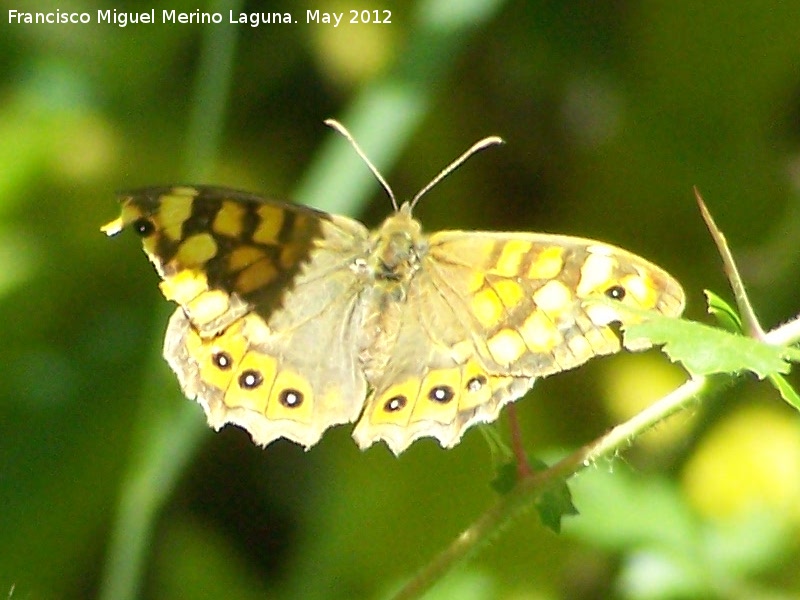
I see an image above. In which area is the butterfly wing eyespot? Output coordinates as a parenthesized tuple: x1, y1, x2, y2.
(212, 351, 233, 370)
(384, 395, 407, 412)
(466, 375, 486, 392)
(605, 284, 626, 300)
(428, 385, 455, 403)
(133, 217, 156, 237)
(278, 388, 304, 408)
(265, 370, 313, 422)
(238, 369, 264, 390)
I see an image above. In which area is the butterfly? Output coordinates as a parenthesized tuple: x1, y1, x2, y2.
(102, 120, 685, 455)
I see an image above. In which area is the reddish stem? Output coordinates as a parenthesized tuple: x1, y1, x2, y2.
(506, 404, 533, 479)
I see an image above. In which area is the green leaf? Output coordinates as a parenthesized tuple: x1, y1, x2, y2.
(530, 458, 578, 533)
(768, 373, 800, 412)
(623, 315, 793, 380)
(704, 289, 743, 333)
(489, 461, 518, 495)
(535, 479, 579, 534)
(490, 457, 577, 532)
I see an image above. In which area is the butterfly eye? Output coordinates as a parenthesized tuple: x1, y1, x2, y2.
(466, 375, 487, 392)
(605, 285, 626, 300)
(132, 217, 156, 237)
(428, 385, 455, 403)
(384, 395, 407, 412)
(212, 351, 233, 370)
(279, 388, 304, 408)
(238, 369, 263, 390)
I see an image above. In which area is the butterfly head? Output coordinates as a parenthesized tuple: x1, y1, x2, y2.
(370, 203, 425, 284)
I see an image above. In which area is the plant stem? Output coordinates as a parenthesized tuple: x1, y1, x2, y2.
(695, 189, 766, 340)
(505, 403, 533, 478)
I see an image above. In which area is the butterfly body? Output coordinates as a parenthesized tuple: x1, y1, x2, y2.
(104, 182, 684, 455)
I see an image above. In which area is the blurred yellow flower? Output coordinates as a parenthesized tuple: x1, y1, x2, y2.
(681, 403, 800, 523)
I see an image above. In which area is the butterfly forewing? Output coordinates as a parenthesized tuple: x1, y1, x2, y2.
(427, 231, 684, 369)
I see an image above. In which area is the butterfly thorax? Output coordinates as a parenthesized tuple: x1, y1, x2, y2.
(365, 204, 427, 298)
(354, 205, 431, 383)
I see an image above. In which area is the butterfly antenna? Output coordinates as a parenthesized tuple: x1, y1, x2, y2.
(324, 119, 399, 212)
(409, 135, 504, 211)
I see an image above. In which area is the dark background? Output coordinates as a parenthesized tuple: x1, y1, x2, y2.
(2, 1, 800, 598)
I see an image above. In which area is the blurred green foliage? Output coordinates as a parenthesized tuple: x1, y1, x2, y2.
(1, 0, 799, 598)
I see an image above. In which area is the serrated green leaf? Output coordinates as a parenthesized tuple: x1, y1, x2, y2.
(535, 479, 579, 533)
(768, 373, 800, 412)
(491, 457, 577, 532)
(784, 345, 800, 362)
(530, 458, 578, 533)
(704, 289, 743, 333)
(623, 315, 792, 379)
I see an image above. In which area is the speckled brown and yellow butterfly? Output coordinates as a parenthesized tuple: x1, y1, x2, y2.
(103, 120, 684, 455)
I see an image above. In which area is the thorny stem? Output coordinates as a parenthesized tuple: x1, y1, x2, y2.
(695, 188, 766, 340)
(389, 315, 800, 600)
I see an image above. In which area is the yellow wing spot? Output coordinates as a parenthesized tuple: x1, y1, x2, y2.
(460, 359, 492, 410)
(527, 246, 564, 279)
(466, 271, 485, 293)
(159, 190, 197, 241)
(235, 258, 279, 295)
(120, 202, 146, 225)
(241, 311, 271, 339)
(532, 280, 572, 315)
(279, 242, 306, 269)
(102, 202, 146, 237)
(190, 319, 248, 391)
(577, 252, 615, 296)
(519, 310, 563, 352)
(266, 369, 314, 422)
(186, 290, 232, 327)
(142, 237, 160, 258)
(493, 279, 524, 310)
(487, 328, 527, 365)
(585, 302, 623, 327)
(176, 233, 218, 267)
(225, 350, 277, 413)
(101, 216, 124, 236)
(213, 200, 247, 238)
(370, 379, 421, 426)
(160, 270, 209, 304)
(450, 340, 475, 364)
(582, 325, 621, 352)
(228, 246, 267, 272)
(492, 239, 532, 277)
(411, 367, 462, 424)
(566, 334, 592, 361)
(622, 273, 658, 309)
(471, 287, 505, 329)
(253, 205, 285, 244)
(489, 374, 515, 399)
(170, 185, 200, 196)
